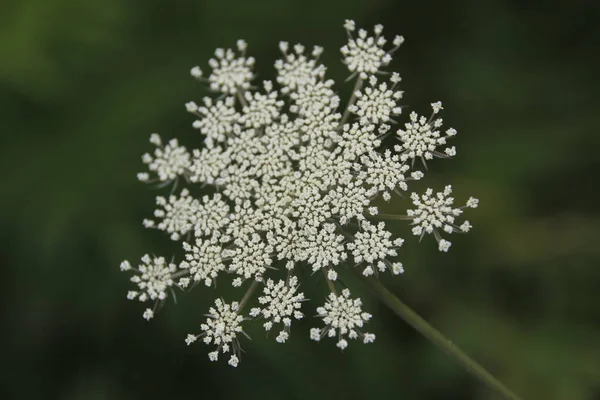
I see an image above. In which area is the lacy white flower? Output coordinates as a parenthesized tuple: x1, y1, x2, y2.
(180, 236, 226, 286)
(193, 193, 230, 237)
(349, 75, 403, 125)
(341, 23, 403, 79)
(249, 276, 305, 343)
(301, 223, 347, 272)
(325, 180, 375, 225)
(122, 20, 479, 366)
(223, 233, 273, 286)
(339, 123, 380, 160)
(144, 189, 198, 240)
(188, 146, 231, 184)
(394, 102, 458, 165)
(275, 42, 326, 93)
(346, 221, 404, 276)
(206, 42, 255, 94)
(407, 185, 478, 251)
(139, 134, 190, 182)
(190, 97, 240, 147)
(358, 149, 423, 200)
(186, 299, 246, 367)
(290, 79, 338, 116)
(121, 255, 177, 319)
(310, 288, 375, 349)
(239, 86, 284, 128)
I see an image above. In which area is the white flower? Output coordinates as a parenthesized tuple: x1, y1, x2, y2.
(249, 276, 305, 342)
(191, 97, 240, 145)
(343, 20, 356, 32)
(341, 24, 401, 79)
(346, 221, 404, 276)
(207, 44, 255, 94)
(325, 180, 374, 225)
(275, 42, 326, 93)
(266, 218, 304, 262)
(194, 193, 231, 238)
(339, 123, 380, 160)
(125, 20, 479, 364)
(147, 189, 199, 240)
(291, 187, 332, 228)
(180, 237, 226, 286)
(311, 289, 374, 349)
(191, 299, 246, 367)
(216, 164, 260, 200)
(301, 223, 347, 272)
(358, 150, 422, 198)
(394, 102, 457, 164)
(225, 199, 265, 240)
(143, 308, 154, 321)
(349, 75, 403, 125)
(188, 146, 231, 184)
(239, 89, 285, 128)
(122, 254, 178, 318)
(249, 135, 294, 179)
(141, 134, 190, 182)
(297, 107, 341, 144)
(190, 66, 203, 78)
(223, 234, 273, 285)
(290, 79, 338, 116)
(407, 185, 478, 251)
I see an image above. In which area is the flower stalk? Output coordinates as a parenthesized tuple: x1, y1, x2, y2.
(360, 275, 523, 400)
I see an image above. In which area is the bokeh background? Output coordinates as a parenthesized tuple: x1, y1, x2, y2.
(2, 0, 599, 399)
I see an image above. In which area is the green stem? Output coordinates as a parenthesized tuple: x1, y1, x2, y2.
(236, 90, 249, 108)
(340, 76, 364, 125)
(361, 276, 523, 400)
(370, 213, 413, 221)
(322, 269, 338, 294)
(238, 279, 260, 310)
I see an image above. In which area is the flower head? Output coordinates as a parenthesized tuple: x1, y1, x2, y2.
(121, 255, 177, 319)
(275, 42, 326, 93)
(341, 22, 403, 79)
(349, 75, 403, 125)
(346, 221, 404, 276)
(190, 97, 240, 147)
(207, 43, 255, 94)
(407, 185, 478, 251)
(144, 189, 198, 240)
(249, 276, 305, 343)
(123, 20, 479, 365)
(311, 289, 375, 349)
(180, 236, 226, 287)
(139, 134, 190, 183)
(394, 102, 457, 165)
(187, 299, 246, 367)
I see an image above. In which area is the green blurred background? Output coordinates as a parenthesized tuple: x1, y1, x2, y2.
(2, 0, 599, 399)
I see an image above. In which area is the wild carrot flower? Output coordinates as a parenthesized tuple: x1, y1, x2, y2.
(120, 20, 478, 366)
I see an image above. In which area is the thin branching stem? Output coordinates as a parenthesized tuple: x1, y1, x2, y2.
(340, 77, 364, 125)
(359, 275, 523, 400)
(370, 213, 413, 221)
(239, 279, 260, 310)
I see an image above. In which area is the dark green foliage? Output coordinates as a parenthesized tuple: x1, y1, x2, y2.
(1, 0, 599, 398)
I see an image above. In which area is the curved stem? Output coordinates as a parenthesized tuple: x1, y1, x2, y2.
(360, 275, 523, 400)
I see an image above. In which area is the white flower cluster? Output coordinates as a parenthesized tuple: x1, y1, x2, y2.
(310, 288, 375, 349)
(407, 185, 478, 252)
(249, 276, 305, 343)
(120, 20, 479, 366)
